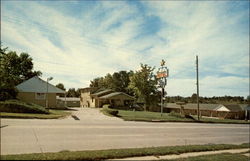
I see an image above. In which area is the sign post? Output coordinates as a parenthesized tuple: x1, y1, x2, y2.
(157, 59, 169, 116)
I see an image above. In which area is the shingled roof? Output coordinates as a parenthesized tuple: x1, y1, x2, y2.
(99, 92, 135, 100)
(16, 76, 65, 93)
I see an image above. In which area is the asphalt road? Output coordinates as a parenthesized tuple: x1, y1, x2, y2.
(1, 108, 249, 155)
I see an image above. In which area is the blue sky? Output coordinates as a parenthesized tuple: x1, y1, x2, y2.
(1, 1, 249, 97)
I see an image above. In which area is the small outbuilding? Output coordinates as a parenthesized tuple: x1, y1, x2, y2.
(16, 76, 65, 108)
(56, 96, 80, 107)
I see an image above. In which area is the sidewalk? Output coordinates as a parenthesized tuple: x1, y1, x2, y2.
(110, 148, 249, 160)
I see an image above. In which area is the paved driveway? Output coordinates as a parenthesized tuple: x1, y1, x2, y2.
(1, 108, 249, 155)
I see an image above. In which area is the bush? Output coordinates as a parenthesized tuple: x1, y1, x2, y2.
(169, 111, 183, 118)
(102, 105, 119, 116)
(0, 87, 18, 101)
(0, 100, 49, 114)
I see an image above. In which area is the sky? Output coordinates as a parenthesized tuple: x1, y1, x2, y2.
(1, 0, 249, 97)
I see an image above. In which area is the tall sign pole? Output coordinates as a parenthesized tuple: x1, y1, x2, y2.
(196, 56, 200, 120)
(157, 59, 169, 116)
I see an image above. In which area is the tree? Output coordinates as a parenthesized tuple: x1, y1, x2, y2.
(56, 83, 66, 97)
(128, 64, 159, 110)
(76, 88, 81, 97)
(89, 71, 134, 95)
(247, 95, 250, 104)
(90, 77, 105, 88)
(56, 83, 66, 91)
(112, 71, 134, 94)
(66, 88, 80, 97)
(67, 88, 76, 97)
(191, 93, 197, 103)
(0, 46, 42, 100)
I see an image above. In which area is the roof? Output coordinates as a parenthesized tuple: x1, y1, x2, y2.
(91, 89, 113, 97)
(16, 76, 65, 93)
(223, 104, 243, 112)
(166, 103, 219, 110)
(99, 92, 135, 100)
(79, 87, 98, 92)
(239, 104, 250, 111)
(56, 96, 80, 101)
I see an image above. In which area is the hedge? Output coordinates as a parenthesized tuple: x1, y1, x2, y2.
(0, 100, 49, 114)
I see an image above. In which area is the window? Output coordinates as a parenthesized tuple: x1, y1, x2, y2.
(91, 97, 94, 102)
(36, 93, 46, 100)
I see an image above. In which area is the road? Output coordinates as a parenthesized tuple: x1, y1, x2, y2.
(1, 108, 249, 155)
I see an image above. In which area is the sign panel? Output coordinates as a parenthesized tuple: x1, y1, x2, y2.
(157, 69, 169, 78)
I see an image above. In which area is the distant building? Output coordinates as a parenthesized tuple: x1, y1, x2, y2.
(214, 104, 243, 112)
(80, 87, 135, 108)
(165, 103, 247, 120)
(56, 96, 80, 107)
(16, 76, 65, 108)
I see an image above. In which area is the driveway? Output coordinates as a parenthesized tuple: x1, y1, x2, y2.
(1, 108, 249, 155)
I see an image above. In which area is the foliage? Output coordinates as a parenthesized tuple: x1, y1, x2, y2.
(56, 83, 66, 97)
(247, 95, 250, 104)
(0, 99, 49, 114)
(0, 87, 18, 101)
(1, 143, 249, 160)
(90, 71, 134, 95)
(0, 110, 70, 119)
(128, 64, 159, 110)
(105, 109, 249, 124)
(0, 45, 42, 100)
(56, 83, 66, 91)
(117, 109, 194, 122)
(169, 111, 183, 118)
(166, 153, 249, 161)
(101, 105, 119, 116)
(66, 88, 80, 97)
(165, 95, 247, 104)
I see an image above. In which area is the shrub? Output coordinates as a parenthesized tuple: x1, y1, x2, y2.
(169, 111, 183, 118)
(0, 100, 49, 114)
(102, 105, 119, 116)
(0, 87, 18, 101)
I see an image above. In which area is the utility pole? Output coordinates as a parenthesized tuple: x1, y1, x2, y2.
(196, 55, 200, 120)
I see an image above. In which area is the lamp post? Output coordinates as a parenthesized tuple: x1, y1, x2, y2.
(46, 77, 53, 109)
(157, 60, 169, 116)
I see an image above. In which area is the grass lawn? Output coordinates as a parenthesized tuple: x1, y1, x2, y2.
(194, 116, 250, 124)
(118, 110, 194, 122)
(1, 143, 249, 160)
(0, 110, 71, 119)
(0, 99, 71, 119)
(165, 153, 249, 161)
(102, 108, 249, 124)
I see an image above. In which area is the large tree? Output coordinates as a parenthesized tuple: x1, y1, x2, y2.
(89, 71, 134, 95)
(56, 83, 66, 97)
(0, 46, 42, 100)
(128, 64, 159, 110)
(66, 88, 80, 97)
(56, 83, 66, 91)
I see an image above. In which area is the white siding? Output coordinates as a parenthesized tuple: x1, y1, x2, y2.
(215, 105, 230, 112)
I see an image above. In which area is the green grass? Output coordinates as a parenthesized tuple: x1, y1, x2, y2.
(197, 116, 249, 124)
(0, 110, 70, 119)
(1, 143, 249, 160)
(0, 99, 49, 114)
(118, 110, 194, 122)
(101, 108, 249, 124)
(100, 106, 119, 117)
(164, 153, 249, 161)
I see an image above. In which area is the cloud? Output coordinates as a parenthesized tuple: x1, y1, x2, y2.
(1, 1, 249, 97)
